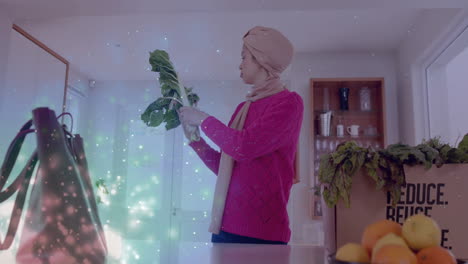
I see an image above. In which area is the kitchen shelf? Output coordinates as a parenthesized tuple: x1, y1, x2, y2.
(309, 77, 387, 220)
(314, 110, 380, 116)
(315, 134, 382, 139)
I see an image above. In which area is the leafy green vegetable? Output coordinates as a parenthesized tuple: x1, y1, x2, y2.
(141, 50, 200, 137)
(95, 178, 109, 205)
(318, 134, 468, 208)
(459, 134, 468, 150)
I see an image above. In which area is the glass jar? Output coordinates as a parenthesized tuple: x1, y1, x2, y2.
(359, 87, 371, 111)
(323, 87, 330, 111)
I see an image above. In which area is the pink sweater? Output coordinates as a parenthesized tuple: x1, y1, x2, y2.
(189, 89, 304, 243)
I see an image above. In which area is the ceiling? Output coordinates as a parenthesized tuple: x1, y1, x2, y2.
(1, 1, 466, 81)
(1, 0, 467, 20)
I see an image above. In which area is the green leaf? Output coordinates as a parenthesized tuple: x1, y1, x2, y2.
(141, 99, 167, 127)
(143, 49, 201, 131)
(318, 154, 332, 182)
(141, 99, 164, 116)
(164, 109, 181, 130)
(159, 71, 179, 84)
(390, 185, 402, 206)
(322, 188, 332, 208)
(386, 143, 426, 165)
(341, 186, 350, 208)
(416, 144, 438, 169)
(160, 84, 174, 97)
(447, 148, 468, 163)
(95, 179, 109, 195)
(365, 153, 385, 190)
(439, 144, 452, 162)
(149, 50, 172, 73)
(95, 179, 105, 187)
(458, 134, 468, 153)
(147, 110, 165, 127)
(349, 154, 357, 171)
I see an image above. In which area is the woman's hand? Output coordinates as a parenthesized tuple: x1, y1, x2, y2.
(178, 107, 211, 126)
(181, 123, 200, 142)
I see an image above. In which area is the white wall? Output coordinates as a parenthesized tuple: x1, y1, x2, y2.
(288, 51, 399, 244)
(0, 8, 12, 109)
(65, 68, 92, 135)
(68, 68, 91, 96)
(446, 46, 468, 145)
(0, 28, 67, 143)
(397, 8, 463, 145)
(0, 24, 68, 173)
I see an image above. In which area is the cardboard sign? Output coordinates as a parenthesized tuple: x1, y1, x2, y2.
(326, 164, 468, 258)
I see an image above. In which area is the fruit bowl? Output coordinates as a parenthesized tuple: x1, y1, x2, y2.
(328, 253, 468, 264)
(328, 253, 366, 264)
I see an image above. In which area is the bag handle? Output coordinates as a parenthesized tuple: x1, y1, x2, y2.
(0, 152, 37, 250)
(57, 112, 77, 160)
(0, 120, 34, 191)
(57, 112, 74, 136)
(0, 111, 74, 190)
(0, 120, 38, 250)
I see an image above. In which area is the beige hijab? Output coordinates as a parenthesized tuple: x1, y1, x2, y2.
(209, 27, 299, 234)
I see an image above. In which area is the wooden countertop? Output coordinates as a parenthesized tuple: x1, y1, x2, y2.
(208, 243, 327, 264)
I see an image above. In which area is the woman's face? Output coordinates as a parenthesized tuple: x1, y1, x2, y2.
(239, 46, 266, 85)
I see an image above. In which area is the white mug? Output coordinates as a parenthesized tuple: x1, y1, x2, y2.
(347, 125, 360, 137)
(336, 124, 344, 137)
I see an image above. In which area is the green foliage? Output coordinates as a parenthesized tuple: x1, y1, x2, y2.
(141, 50, 200, 130)
(317, 134, 468, 208)
(95, 178, 109, 205)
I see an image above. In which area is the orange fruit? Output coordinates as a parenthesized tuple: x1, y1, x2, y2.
(373, 244, 417, 264)
(361, 219, 402, 254)
(416, 246, 456, 264)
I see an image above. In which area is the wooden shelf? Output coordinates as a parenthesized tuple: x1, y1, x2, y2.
(315, 135, 381, 140)
(314, 110, 380, 116)
(309, 77, 387, 220)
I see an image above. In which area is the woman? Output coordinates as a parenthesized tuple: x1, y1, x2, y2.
(178, 26, 303, 245)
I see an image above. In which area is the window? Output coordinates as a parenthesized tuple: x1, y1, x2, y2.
(426, 23, 468, 146)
